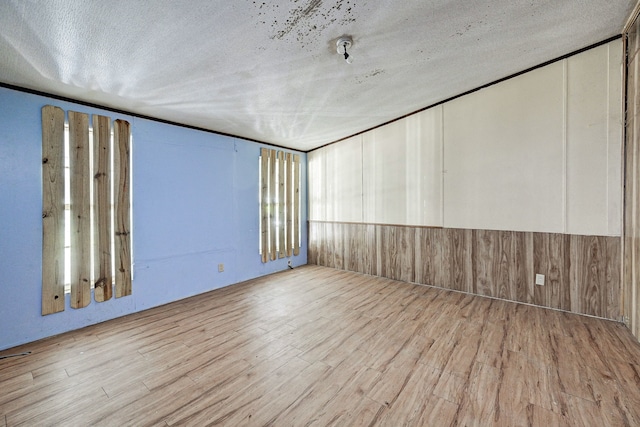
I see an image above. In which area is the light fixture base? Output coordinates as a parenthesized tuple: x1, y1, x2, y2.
(336, 37, 353, 55)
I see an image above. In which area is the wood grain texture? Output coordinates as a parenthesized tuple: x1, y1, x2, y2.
(450, 228, 474, 293)
(378, 225, 415, 283)
(113, 120, 131, 298)
(533, 232, 570, 311)
(41, 105, 66, 315)
(92, 115, 112, 303)
(260, 148, 269, 263)
(309, 221, 621, 319)
(68, 111, 91, 309)
(285, 152, 293, 257)
(278, 151, 285, 259)
(472, 230, 532, 302)
(1, 266, 639, 426)
(624, 18, 640, 340)
(293, 154, 301, 256)
(269, 149, 277, 261)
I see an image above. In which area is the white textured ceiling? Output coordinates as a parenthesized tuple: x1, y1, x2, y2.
(0, 0, 634, 151)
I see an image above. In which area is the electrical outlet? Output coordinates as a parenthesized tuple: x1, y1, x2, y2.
(535, 274, 545, 286)
(218, 263, 224, 273)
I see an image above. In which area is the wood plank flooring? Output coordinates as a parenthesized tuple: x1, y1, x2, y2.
(1, 265, 640, 426)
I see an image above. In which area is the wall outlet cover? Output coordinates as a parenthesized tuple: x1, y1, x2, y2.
(535, 274, 545, 286)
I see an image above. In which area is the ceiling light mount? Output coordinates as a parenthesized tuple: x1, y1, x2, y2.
(336, 37, 353, 64)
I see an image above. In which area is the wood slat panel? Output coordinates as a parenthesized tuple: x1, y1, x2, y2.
(472, 230, 530, 301)
(92, 115, 112, 303)
(293, 154, 301, 256)
(309, 221, 622, 319)
(414, 227, 432, 286)
(450, 228, 474, 293)
(379, 225, 414, 283)
(68, 111, 91, 309)
(570, 235, 608, 318)
(113, 120, 132, 298)
(322, 221, 334, 268)
(533, 233, 570, 311)
(278, 151, 285, 259)
(362, 224, 376, 276)
(606, 236, 621, 321)
(41, 105, 66, 315)
(307, 218, 318, 264)
(344, 223, 362, 272)
(285, 153, 293, 257)
(269, 150, 277, 261)
(330, 222, 343, 270)
(260, 148, 269, 263)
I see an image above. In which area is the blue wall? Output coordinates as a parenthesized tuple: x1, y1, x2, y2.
(0, 87, 307, 351)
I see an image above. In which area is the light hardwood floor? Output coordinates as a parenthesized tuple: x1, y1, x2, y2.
(1, 265, 640, 426)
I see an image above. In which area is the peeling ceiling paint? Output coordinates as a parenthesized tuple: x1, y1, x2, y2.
(0, 0, 634, 151)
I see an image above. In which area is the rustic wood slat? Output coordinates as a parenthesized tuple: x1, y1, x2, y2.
(285, 153, 293, 257)
(92, 115, 112, 303)
(113, 120, 132, 298)
(41, 105, 66, 315)
(260, 148, 269, 263)
(278, 151, 285, 259)
(269, 149, 277, 261)
(68, 111, 91, 309)
(293, 154, 301, 256)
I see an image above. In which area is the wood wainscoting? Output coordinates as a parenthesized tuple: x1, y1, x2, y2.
(308, 221, 621, 320)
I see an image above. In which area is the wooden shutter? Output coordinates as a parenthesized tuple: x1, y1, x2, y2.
(41, 106, 132, 314)
(68, 111, 91, 309)
(42, 106, 66, 315)
(285, 153, 293, 257)
(93, 115, 113, 302)
(114, 120, 132, 298)
(260, 148, 270, 263)
(259, 148, 301, 262)
(293, 154, 301, 256)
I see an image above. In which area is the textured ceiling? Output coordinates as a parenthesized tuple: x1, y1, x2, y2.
(0, 0, 634, 151)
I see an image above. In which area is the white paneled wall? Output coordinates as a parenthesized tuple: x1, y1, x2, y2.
(362, 107, 443, 226)
(308, 39, 623, 236)
(565, 42, 623, 236)
(308, 135, 362, 222)
(443, 61, 566, 232)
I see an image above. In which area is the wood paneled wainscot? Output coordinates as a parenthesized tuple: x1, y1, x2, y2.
(308, 222, 621, 320)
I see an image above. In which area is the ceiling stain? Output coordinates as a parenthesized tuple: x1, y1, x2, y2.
(253, 0, 356, 50)
(355, 68, 385, 84)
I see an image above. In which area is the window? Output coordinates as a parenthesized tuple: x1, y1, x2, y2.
(42, 106, 132, 315)
(259, 148, 300, 262)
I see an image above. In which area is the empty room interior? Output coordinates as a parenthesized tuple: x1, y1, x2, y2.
(3, 0, 640, 425)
